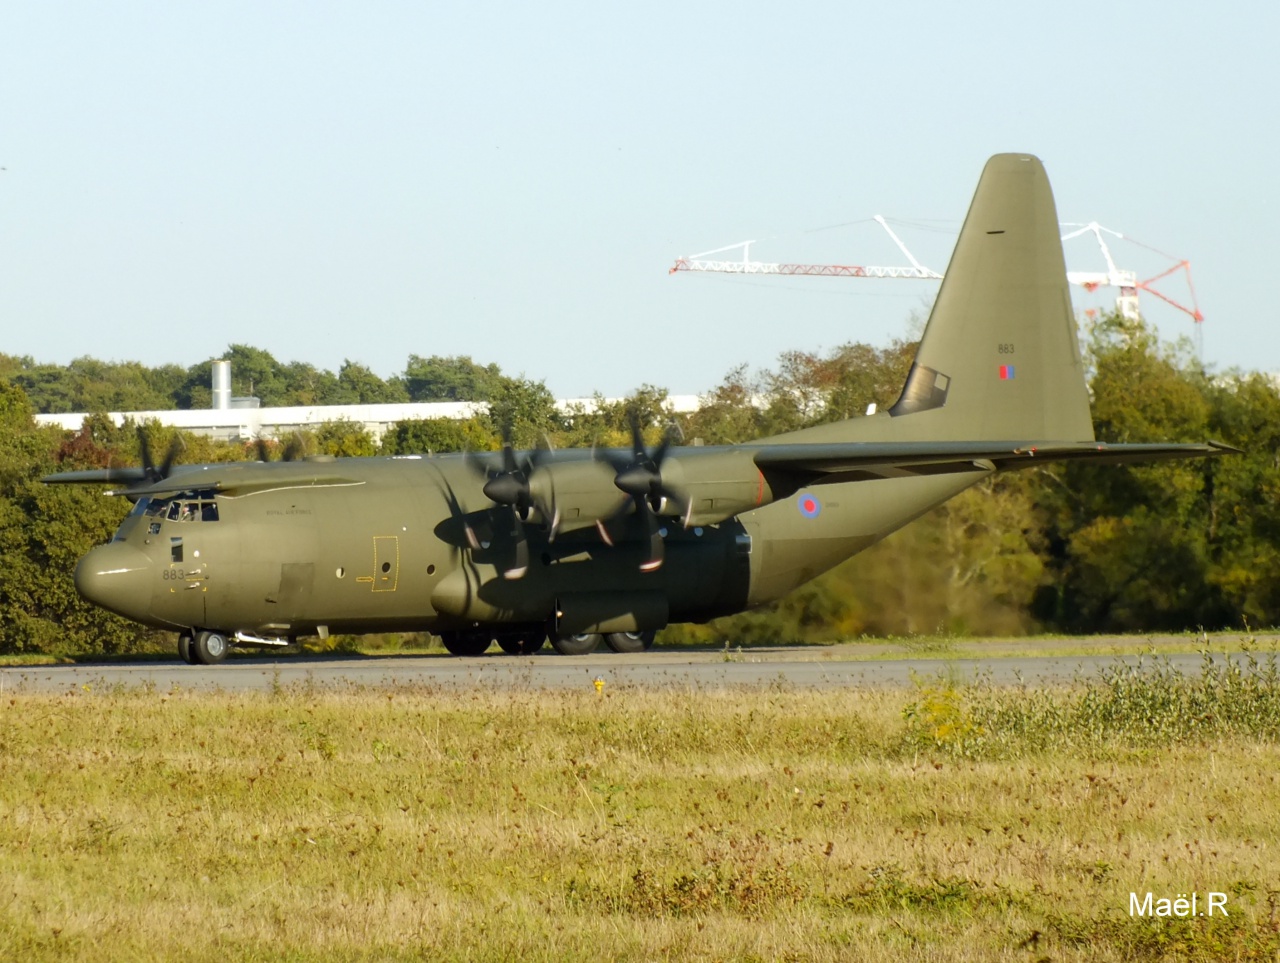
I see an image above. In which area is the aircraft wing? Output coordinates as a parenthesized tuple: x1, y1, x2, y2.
(40, 467, 151, 486)
(750, 440, 1240, 481)
(41, 462, 365, 497)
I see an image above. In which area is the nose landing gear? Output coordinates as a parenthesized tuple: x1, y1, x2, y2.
(178, 629, 230, 665)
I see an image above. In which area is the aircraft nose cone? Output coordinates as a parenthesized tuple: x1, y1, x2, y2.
(75, 543, 153, 620)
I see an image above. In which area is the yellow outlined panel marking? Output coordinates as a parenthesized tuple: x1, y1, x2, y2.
(372, 535, 400, 592)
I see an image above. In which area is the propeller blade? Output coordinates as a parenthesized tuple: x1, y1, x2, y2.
(545, 499, 561, 540)
(652, 421, 681, 466)
(595, 517, 616, 547)
(157, 437, 183, 479)
(638, 498, 664, 572)
(282, 434, 305, 462)
(136, 427, 183, 483)
(101, 467, 150, 484)
(462, 447, 494, 480)
(502, 506, 529, 580)
(499, 426, 520, 476)
(433, 475, 483, 552)
(136, 427, 157, 482)
(628, 410, 646, 460)
(532, 491, 559, 542)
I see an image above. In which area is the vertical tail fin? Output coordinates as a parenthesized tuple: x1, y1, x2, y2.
(758, 153, 1094, 447)
(886, 153, 1094, 441)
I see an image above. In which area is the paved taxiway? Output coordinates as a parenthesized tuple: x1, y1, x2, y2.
(0, 645, 1257, 693)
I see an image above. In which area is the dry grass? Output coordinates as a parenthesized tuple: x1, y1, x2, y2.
(2, 670, 1279, 961)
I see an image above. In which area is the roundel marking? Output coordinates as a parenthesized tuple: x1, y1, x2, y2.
(798, 493, 821, 518)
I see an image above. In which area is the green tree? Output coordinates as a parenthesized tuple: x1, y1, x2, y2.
(0, 382, 165, 654)
(1037, 314, 1219, 631)
(335, 361, 409, 405)
(685, 365, 766, 445)
(314, 420, 378, 458)
(381, 417, 496, 454)
(404, 355, 503, 402)
(557, 385, 678, 449)
(221, 344, 288, 404)
(486, 377, 562, 448)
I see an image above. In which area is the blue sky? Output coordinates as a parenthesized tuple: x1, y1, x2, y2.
(1, 2, 1272, 397)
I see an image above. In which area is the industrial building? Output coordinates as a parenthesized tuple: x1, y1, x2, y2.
(32, 360, 701, 444)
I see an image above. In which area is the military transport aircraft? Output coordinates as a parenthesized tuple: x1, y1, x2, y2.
(44, 154, 1235, 664)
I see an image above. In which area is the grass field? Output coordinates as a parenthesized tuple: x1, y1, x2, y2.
(3, 654, 1280, 961)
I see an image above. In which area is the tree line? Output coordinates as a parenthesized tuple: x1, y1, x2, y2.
(0, 347, 515, 412)
(1, 313, 1277, 655)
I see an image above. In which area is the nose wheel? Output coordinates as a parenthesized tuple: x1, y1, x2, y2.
(182, 630, 230, 665)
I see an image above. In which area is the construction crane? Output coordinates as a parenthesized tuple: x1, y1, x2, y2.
(671, 217, 1204, 352)
(1060, 221, 1203, 332)
(668, 216, 941, 280)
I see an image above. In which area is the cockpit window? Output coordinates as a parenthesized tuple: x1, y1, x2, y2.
(142, 490, 221, 523)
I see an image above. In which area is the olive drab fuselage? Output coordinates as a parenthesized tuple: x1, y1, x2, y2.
(78, 453, 762, 640)
(75, 450, 989, 642)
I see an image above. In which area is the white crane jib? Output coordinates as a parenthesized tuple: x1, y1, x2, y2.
(671, 217, 1201, 336)
(668, 216, 942, 280)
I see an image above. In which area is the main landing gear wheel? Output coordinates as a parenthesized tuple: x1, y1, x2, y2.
(177, 633, 196, 665)
(439, 630, 492, 657)
(551, 632, 601, 656)
(496, 630, 545, 655)
(191, 630, 230, 665)
(605, 630, 656, 654)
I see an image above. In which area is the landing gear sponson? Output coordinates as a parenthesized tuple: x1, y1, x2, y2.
(175, 624, 659, 661)
(434, 624, 657, 657)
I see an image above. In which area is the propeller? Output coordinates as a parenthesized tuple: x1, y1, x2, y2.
(466, 426, 558, 579)
(137, 426, 184, 485)
(254, 433, 305, 463)
(96, 426, 186, 500)
(596, 413, 688, 572)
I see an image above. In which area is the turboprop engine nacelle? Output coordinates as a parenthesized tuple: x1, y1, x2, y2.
(526, 449, 773, 533)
